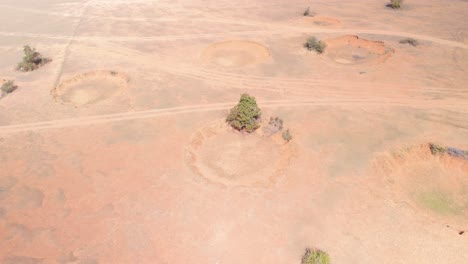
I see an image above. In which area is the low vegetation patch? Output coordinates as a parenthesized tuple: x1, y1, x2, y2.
(304, 37, 326, 54)
(264, 116, 292, 142)
(386, 0, 402, 9)
(226, 93, 261, 133)
(17, 45, 51, 72)
(418, 191, 460, 215)
(429, 143, 467, 158)
(267, 116, 283, 133)
(302, 248, 330, 264)
(303, 7, 314, 17)
(400, 38, 419, 46)
(1, 80, 17, 96)
(429, 143, 447, 155)
(282, 129, 292, 142)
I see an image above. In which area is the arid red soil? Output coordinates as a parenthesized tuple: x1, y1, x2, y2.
(0, 0, 467, 263)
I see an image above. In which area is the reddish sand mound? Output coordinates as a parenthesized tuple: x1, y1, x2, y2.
(53, 71, 129, 107)
(201, 40, 270, 67)
(185, 121, 294, 188)
(324, 35, 394, 64)
(375, 143, 468, 225)
(302, 16, 342, 27)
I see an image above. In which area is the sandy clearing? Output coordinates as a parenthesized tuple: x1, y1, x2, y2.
(201, 40, 270, 67)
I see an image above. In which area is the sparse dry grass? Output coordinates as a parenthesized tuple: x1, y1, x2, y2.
(282, 129, 292, 142)
(303, 7, 313, 17)
(400, 38, 419, 46)
(267, 116, 283, 133)
(429, 143, 447, 155)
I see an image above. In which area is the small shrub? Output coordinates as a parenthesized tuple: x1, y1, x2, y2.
(267, 116, 283, 133)
(1, 80, 17, 95)
(428, 143, 467, 158)
(302, 248, 330, 264)
(17, 45, 51, 72)
(400, 38, 418, 46)
(304, 37, 326, 54)
(282, 129, 292, 142)
(429, 143, 447, 155)
(387, 0, 402, 9)
(226, 93, 261, 133)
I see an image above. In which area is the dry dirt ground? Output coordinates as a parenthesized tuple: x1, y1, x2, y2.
(0, 0, 467, 263)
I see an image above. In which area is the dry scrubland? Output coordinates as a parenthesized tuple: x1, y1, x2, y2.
(0, 0, 467, 263)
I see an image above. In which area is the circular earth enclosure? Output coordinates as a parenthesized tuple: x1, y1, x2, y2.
(186, 122, 294, 188)
(53, 70, 129, 107)
(376, 144, 468, 224)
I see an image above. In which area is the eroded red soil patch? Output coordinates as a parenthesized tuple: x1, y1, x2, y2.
(324, 35, 394, 64)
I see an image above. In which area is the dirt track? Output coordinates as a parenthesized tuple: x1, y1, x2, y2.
(0, 97, 467, 135)
(1, 26, 467, 49)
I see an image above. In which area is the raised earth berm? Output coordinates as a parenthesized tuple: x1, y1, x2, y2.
(185, 120, 295, 188)
(201, 40, 270, 67)
(53, 70, 129, 107)
(324, 35, 394, 65)
(374, 143, 468, 226)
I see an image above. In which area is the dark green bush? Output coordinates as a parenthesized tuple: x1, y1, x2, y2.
(302, 248, 330, 264)
(304, 37, 326, 54)
(226, 93, 261, 133)
(17, 45, 51, 72)
(1, 80, 17, 95)
(400, 38, 418, 46)
(387, 0, 402, 9)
